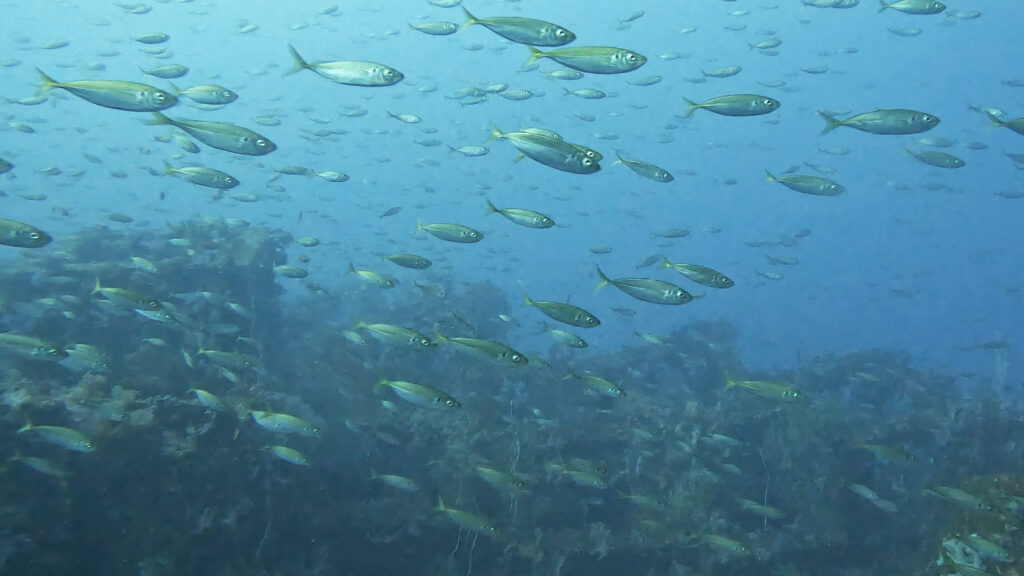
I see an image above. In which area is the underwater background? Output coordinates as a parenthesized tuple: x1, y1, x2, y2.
(1, 0, 1022, 575)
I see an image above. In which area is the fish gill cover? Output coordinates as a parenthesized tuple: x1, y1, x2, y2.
(0, 1, 1022, 576)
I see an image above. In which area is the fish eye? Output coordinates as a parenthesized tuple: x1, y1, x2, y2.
(582, 158, 593, 167)
(625, 53, 637, 62)
(154, 92, 166, 101)
(221, 91, 232, 98)
(555, 29, 568, 38)
(445, 399, 457, 407)
(763, 99, 773, 106)
(417, 338, 431, 347)
(256, 139, 268, 148)
(921, 114, 932, 122)
(383, 69, 395, 79)
(28, 231, 40, 239)
(48, 348, 62, 356)
(148, 301, 160, 309)
(511, 354, 525, 363)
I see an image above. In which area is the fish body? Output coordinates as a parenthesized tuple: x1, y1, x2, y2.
(0, 333, 66, 361)
(437, 497, 499, 535)
(409, 21, 459, 36)
(37, 68, 177, 111)
(165, 163, 239, 188)
(725, 378, 803, 401)
(473, 466, 529, 492)
(384, 253, 432, 269)
(962, 535, 1013, 563)
(436, 332, 528, 366)
(357, 323, 433, 350)
(462, 7, 575, 46)
(189, 388, 226, 411)
(92, 279, 162, 311)
(370, 470, 419, 491)
(525, 46, 646, 74)
(615, 151, 674, 182)
(524, 293, 600, 328)
(702, 534, 750, 556)
(416, 220, 483, 243)
(485, 199, 555, 228)
(766, 170, 845, 196)
(18, 422, 94, 452)
(819, 109, 939, 135)
(0, 217, 51, 248)
(737, 498, 785, 519)
(596, 266, 692, 305)
(490, 125, 599, 174)
(197, 348, 258, 370)
(683, 94, 780, 118)
(348, 263, 396, 288)
(566, 371, 626, 398)
(287, 44, 403, 87)
(250, 411, 320, 437)
(172, 83, 238, 105)
(986, 112, 1024, 136)
(904, 147, 965, 168)
(378, 379, 461, 408)
(141, 64, 189, 79)
(149, 112, 276, 155)
(662, 258, 734, 288)
(267, 445, 309, 466)
(878, 0, 946, 14)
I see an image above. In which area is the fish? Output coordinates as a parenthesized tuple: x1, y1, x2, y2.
(164, 163, 239, 189)
(766, 170, 845, 196)
(725, 378, 804, 401)
(543, 325, 588, 349)
(0, 333, 67, 361)
(473, 466, 529, 492)
(170, 83, 238, 105)
(0, 217, 52, 248)
(662, 257, 734, 288)
(370, 470, 420, 491)
(197, 349, 258, 370)
(436, 497, 499, 535)
(435, 331, 528, 367)
(382, 253, 432, 269)
(703, 66, 743, 78)
(682, 94, 780, 118)
(595, 266, 693, 305)
(189, 388, 227, 411)
(416, 220, 483, 243)
(736, 498, 785, 519)
(462, 7, 575, 46)
(961, 535, 1013, 563)
(140, 64, 189, 79)
(485, 199, 555, 228)
(904, 147, 965, 169)
(274, 265, 308, 279)
(818, 109, 940, 135)
(565, 370, 626, 398)
(148, 112, 276, 156)
(523, 293, 601, 328)
(36, 69, 177, 112)
(0, 158, 11, 174)
(286, 44, 403, 87)
(563, 88, 606, 99)
(525, 46, 646, 74)
(878, 0, 946, 14)
(614, 151, 674, 182)
(408, 21, 459, 36)
(377, 379, 461, 409)
(18, 422, 95, 452)
(62, 343, 110, 372)
(356, 323, 434, 350)
(347, 264, 396, 288)
(92, 279, 163, 311)
(266, 445, 310, 466)
(249, 411, 320, 437)
(985, 111, 1024, 136)
(490, 124, 600, 174)
(133, 32, 169, 44)
(702, 534, 751, 556)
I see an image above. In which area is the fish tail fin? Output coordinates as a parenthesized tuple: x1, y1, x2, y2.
(436, 495, 447, 512)
(433, 324, 449, 344)
(595, 266, 613, 292)
(522, 292, 535, 308)
(682, 97, 700, 119)
(347, 262, 356, 275)
(35, 68, 60, 93)
(765, 170, 777, 183)
(562, 87, 572, 95)
(485, 198, 499, 214)
(369, 467, 379, 480)
(414, 218, 424, 237)
(661, 256, 674, 269)
(168, 82, 181, 96)
(818, 110, 842, 134)
(163, 162, 176, 176)
(524, 46, 546, 68)
(16, 419, 33, 434)
(286, 44, 309, 75)
(878, 0, 891, 12)
(146, 111, 174, 127)
(91, 277, 103, 296)
(461, 6, 479, 29)
(488, 123, 504, 142)
(985, 111, 1006, 129)
(724, 378, 740, 390)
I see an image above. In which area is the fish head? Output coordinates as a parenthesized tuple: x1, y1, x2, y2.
(441, 397, 461, 409)
(141, 88, 177, 109)
(577, 312, 601, 327)
(373, 65, 404, 86)
(614, 50, 647, 71)
(760, 97, 781, 113)
(242, 135, 276, 155)
(915, 112, 940, 129)
(461, 229, 483, 242)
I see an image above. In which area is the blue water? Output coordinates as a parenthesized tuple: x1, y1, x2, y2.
(1, 1, 1022, 575)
